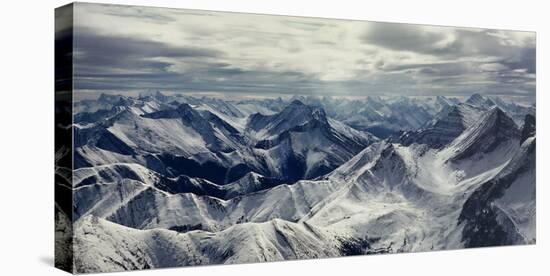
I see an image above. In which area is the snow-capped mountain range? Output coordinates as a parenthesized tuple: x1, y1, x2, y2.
(66, 92, 535, 273)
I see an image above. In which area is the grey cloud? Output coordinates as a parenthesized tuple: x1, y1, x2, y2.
(382, 61, 471, 76)
(72, 4, 535, 100)
(501, 47, 536, 73)
(73, 27, 320, 94)
(418, 67, 438, 75)
(73, 27, 224, 87)
(283, 20, 328, 31)
(363, 25, 535, 71)
(362, 23, 453, 55)
(102, 9, 176, 23)
(363, 25, 535, 96)
(79, 3, 184, 23)
(75, 27, 221, 61)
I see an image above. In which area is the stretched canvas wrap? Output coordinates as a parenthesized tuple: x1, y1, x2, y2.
(55, 2, 537, 274)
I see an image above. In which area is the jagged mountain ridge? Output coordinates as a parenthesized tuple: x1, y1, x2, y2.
(75, 95, 377, 187)
(446, 107, 520, 161)
(71, 92, 536, 273)
(397, 103, 485, 148)
(397, 93, 533, 149)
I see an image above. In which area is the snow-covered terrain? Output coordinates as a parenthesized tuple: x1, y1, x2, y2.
(68, 92, 536, 273)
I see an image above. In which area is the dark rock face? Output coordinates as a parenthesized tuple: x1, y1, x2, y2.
(460, 203, 524, 247)
(154, 175, 226, 199)
(73, 124, 136, 158)
(459, 138, 535, 247)
(339, 236, 383, 256)
(520, 114, 536, 143)
(75, 108, 119, 124)
(154, 153, 248, 184)
(95, 131, 136, 156)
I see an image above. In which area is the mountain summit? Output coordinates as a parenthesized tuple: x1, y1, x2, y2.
(448, 107, 520, 161)
(399, 103, 485, 148)
(465, 93, 496, 109)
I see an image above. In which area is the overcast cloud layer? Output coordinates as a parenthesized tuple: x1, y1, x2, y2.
(69, 3, 536, 98)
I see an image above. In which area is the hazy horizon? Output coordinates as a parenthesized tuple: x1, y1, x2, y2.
(73, 90, 536, 106)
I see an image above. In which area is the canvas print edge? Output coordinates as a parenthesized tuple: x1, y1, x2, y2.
(55, 2, 536, 274)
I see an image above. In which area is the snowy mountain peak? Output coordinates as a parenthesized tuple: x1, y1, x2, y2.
(290, 99, 306, 106)
(153, 91, 170, 102)
(97, 92, 108, 101)
(436, 95, 450, 105)
(97, 93, 121, 104)
(465, 93, 496, 109)
(399, 103, 485, 148)
(466, 93, 484, 104)
(485, 107, 519, 131)
(448, 107, 520, 161)
(247, 101, 328, 140)
(114, 96, 134, 107)
(245, 101, 376, 181)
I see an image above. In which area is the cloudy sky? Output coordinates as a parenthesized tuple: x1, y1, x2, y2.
(70, 3, 536, 99)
